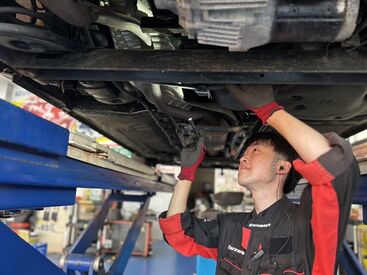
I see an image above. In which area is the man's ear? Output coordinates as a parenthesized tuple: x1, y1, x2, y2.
(276, 161, 292, 175)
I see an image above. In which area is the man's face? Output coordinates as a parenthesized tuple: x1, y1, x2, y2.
(238, 141, 278, 190)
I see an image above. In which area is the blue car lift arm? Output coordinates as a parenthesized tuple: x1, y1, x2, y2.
(0, 99, 173, 275)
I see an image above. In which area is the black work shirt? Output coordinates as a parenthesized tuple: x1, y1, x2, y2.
(159, 133, 360, 275)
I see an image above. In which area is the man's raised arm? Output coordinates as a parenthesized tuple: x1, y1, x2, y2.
(227, 85, 331, 163)
(167, 137, 205, 217)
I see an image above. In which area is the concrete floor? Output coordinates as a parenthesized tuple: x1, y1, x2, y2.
(124, 241, 196, 275)
(48, 240, 196, 275)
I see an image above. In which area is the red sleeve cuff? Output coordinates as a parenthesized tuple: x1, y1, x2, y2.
(159, 212, 183, 235)
(293, 158, 334, 186)
(292, 132, 355, 186)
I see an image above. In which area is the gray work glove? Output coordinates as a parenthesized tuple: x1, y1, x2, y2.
(226, 85, 283, 124)
(178, 137, 205, 182)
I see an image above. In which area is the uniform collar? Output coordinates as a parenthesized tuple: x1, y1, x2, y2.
(250, 196, 290, 221)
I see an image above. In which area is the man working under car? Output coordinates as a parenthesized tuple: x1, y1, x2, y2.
(159, 85, 360, 275)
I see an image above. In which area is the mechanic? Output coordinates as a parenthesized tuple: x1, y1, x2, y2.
(159, 85, 360, 275)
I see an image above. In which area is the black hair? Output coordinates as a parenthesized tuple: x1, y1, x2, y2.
(242, 131, 302, 194)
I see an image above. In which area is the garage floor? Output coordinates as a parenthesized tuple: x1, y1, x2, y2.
(48, 240, 196, 275)
(124, 241, 196, 275)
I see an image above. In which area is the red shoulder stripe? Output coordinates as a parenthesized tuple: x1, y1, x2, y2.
(293, 159, 338, 275)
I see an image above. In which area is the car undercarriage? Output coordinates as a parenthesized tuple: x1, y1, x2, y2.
(1, 0, 367, 167)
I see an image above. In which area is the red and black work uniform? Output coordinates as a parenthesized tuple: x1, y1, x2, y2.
(159, 133, 360, 275)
